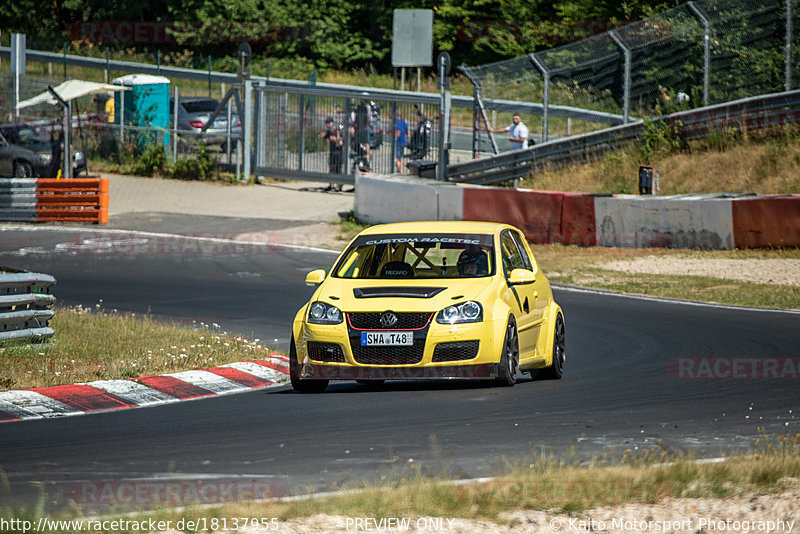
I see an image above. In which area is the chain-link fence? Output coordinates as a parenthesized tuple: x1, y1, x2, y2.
(253, 87, 441, 182)
(461, 0, 798, 154)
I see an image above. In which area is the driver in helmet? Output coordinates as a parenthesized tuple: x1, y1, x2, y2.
(457, 245, 488, 277)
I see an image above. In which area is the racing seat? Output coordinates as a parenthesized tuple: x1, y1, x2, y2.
(380, 261, 414, 278)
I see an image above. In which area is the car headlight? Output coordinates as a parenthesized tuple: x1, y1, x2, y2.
(436, 301, 483, 324)
(37, 152, 53, 165)
(308, 302, 343, 325)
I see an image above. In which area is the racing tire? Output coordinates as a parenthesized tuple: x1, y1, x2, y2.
(494, 317, 519, 387)
(531, 313, 565, 380)
(14, 161, 33, 178)
(289, 337, 329, 393)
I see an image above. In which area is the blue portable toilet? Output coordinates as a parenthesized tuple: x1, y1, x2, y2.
(112, 74, 170, 150)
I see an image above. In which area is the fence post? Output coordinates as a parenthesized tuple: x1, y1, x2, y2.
(172, 86, 179, 163)
(298, 93, 305, 172)
(344, 98, 352, 176)
(528, 53, 549, 142)
(787, 0, 794, 91)
(278, 93, 287, 170)
(609, 30, 631, 124)
(390, 101, 398, 173)
(688, 1, 710, 106)
(243, 79, 252, 182)
(256, 84, 266, 173)
(472, 85, 480, 159)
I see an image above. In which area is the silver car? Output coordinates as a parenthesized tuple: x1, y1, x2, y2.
(170, 97, 241, 151)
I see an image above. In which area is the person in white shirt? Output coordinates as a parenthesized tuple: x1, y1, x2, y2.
(488, 112, 529, 150)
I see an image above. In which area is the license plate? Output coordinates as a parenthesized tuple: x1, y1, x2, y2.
(361, 331, 413, 346)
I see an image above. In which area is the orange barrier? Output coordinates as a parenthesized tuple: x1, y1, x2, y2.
(35, 178, 109, 224)
(732, 195, 800, 248)
(463, 187, 564, 244)
(560, 193, 597, 247)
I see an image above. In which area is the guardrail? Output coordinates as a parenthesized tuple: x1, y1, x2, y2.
(0, 178, 109, 224)
(0, 270, 56, 343)
(448, 90, 800, 185)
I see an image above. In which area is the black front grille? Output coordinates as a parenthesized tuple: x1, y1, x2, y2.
(350, 337, 426, 365)
(348, 312, 433, 330)
(306, 341, 345, 363)
(432, 341, 480, 362)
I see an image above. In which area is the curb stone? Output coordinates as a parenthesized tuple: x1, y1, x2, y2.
(0, 354, 289, 423)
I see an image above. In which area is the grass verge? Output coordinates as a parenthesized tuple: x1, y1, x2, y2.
(533, 244, 800, 310)
(0, 305, 279, 391)
(5, 435, 797, 530)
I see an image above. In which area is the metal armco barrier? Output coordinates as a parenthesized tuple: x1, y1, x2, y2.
(449, 90, 800, 185)
(0, 178, 109, 224)
(0, 271, 56, 343)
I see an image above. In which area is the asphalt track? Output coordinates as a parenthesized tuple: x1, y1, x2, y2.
(1, 227, 799, 512)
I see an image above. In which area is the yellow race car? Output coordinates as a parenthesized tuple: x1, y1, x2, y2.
(290, 221, 565, 392)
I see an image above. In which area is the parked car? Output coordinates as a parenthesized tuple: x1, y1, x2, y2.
(0, 131, 51, 177)
(290, 221, 566, 393)
(170, 97, 241, 151)
(0, 124, 86, 177)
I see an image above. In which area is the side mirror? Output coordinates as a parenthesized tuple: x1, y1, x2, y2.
(305, 269, 326, 286)
(507, 268, 535, 286)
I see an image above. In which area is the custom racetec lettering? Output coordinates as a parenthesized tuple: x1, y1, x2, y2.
(365, 237, 480, 246)
(355, 233, 493, 247)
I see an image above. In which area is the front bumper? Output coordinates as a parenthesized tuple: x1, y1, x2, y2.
(297, 315, 500, 381)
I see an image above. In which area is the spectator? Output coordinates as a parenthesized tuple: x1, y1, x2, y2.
(488, 112, 529, 151)
(395, 112, 408, 173)
(321, 116, 344, 191)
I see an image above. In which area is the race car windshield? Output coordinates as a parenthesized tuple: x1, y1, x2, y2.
(333, 234, 495, 279)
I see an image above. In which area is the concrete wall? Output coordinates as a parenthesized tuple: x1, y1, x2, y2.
(354, 174, 462, 224)
(594, 195, 735, 250)
(354, 175, 799, 250)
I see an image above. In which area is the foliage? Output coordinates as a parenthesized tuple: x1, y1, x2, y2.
(171, 145, 219, 181)
(127, 144, 168, 176)
(640, 117, 684, 163)
(3, 0, 698, 73)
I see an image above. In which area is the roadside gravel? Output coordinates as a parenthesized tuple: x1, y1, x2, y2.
(174, 480, 799, 533)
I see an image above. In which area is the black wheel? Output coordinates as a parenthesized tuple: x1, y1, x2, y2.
(494, 317, 519, 387)
(289, 337, 328, 393)
(14, 161, 33, 178)
(532, 313, 565, 380)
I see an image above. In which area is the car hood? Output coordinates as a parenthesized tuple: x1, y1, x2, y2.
(315, 277, 495, 312)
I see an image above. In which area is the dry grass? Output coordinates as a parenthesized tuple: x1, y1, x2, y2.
(0, 305, 278, 391)
(519, 133, 800, 195)
(532, 244, 800, 309)
(120, 434, 800, 526)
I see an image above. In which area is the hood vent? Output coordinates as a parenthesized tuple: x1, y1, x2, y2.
(354, 287, 446, 299)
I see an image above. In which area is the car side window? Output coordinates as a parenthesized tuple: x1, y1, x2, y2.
(500, 232, 525, 276)
(509, 231, 534, 272)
